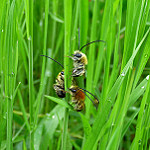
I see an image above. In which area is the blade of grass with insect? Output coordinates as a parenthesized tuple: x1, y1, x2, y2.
(63, 0, 72, 149)
(82, 28, 150, 150)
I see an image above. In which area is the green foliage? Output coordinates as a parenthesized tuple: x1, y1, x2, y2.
(0, 0, 150, 149)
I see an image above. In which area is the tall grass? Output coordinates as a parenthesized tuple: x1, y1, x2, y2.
(0, 0, 150, 149)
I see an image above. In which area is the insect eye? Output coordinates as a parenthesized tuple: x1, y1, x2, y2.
(61, 71, 64, 75)
(74, 53, 82, 58)
(70, 89, 76, 93)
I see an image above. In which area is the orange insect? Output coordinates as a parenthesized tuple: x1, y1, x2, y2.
(69, 85, 99, 111)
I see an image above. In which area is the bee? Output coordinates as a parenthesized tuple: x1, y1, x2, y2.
(40, 55, 99, 111)
(69, 40, 106, 77)
(53, 70, 65, 98)
(69, 84, 99, 111)
(40, 55, 65, 98)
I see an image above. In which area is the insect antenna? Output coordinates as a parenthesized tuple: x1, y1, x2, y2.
(78, 87, 99, 103)
(79, 40, 106, 51)
(82, 90, 98, 109)
(78, 87, 99, 109)
(40, 55, 64, 68)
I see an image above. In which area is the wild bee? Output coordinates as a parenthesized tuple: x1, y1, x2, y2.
(69, 40, 106, 77)
(69, 84, 99, 111)
(53, 70, 65, 98)
(40, 55, 65, 98)
(40, 55, 99, 111)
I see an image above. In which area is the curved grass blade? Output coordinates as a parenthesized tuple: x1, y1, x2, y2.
(83, 27, 150, 150)
(44, 95, 73, 110)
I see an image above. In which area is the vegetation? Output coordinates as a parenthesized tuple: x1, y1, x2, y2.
(0, 0, 150, 149)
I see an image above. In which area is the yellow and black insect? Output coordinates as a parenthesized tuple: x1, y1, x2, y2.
(69, 40, 106, 77)
(40, 55, 65, 98)
(40, 55, 99, 111)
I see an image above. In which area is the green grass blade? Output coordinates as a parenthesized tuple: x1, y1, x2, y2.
(79, 0, 88, 46)
(83, 28, 150, 150)
(27, 0, 34, 149)
(34, 0, 49, 126)
(86, 0, 99, 117)
(93, 0, 112, 86)
(63, 0, 72, 149)
(45, 95, 73, 110)
(131, 75, 150, 149)
(18, 90, 30, 131)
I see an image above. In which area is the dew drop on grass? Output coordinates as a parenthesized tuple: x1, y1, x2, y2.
(28, 36, 31, 41)
(46, 70, 51, 76)
(141, 86, 144, 89)
(52, 115, 55, 119)
(3, 113, 7, 119)
(144, 54, 148, 58)
(39, 20, 43, 26)
(111, 123, 115, 126)
(3, 116, 6, 119)
(2, 29, 4, 32)
(146, 75, 149, 80)
(121, 72, 125, 76)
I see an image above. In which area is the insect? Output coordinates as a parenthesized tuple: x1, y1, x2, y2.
(69, 40, 106, 77)
(69, 84, 99, 111)
(40, 55, 99, 111)
(40, 55, 65, 98)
